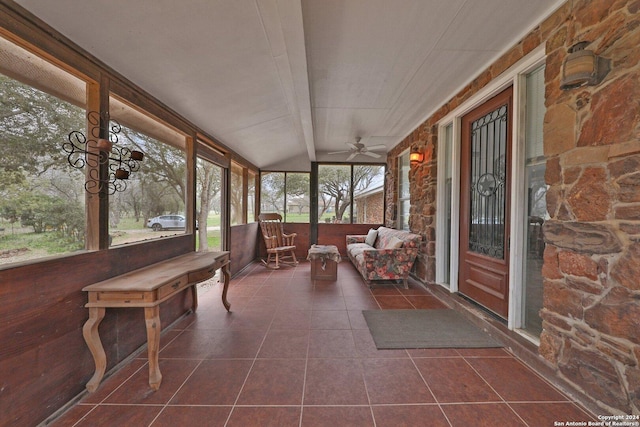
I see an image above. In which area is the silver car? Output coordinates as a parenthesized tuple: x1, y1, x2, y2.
(146, 215, 186, 231)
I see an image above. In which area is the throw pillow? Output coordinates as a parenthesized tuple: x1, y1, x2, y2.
(385, 236, 404, 249)
(365, 228, 378, 246)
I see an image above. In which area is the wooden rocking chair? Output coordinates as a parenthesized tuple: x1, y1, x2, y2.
(258, 213, 299, 269)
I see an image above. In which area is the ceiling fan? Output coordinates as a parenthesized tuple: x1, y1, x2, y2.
(328, 137, 387, 161)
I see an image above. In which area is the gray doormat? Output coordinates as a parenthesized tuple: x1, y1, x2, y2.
(362, 309, 503, 349)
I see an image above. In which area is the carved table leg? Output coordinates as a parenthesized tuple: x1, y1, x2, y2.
(221, 261, 231, 312)
(82, 307, 106, 392)
(144, 306, 162, 390)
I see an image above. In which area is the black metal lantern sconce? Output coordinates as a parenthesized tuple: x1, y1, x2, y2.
(62, 111, 144, 195)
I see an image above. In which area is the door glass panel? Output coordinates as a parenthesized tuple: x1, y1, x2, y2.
(469, 104, 508, 259)
(443, 124, 453, 284)
(522, 65, 546, 337)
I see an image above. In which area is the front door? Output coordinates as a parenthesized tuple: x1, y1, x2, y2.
(459, 87, 512, 318)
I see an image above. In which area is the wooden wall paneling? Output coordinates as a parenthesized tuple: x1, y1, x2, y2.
(0, 235, 195, 426)
(229, 223, 259, 275)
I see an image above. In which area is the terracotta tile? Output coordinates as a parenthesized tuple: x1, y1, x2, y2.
(237, 359, 306, 405)
(372, 405, 449, 427)
(414, 358, 501, 403)
(340, 281, 372, 297)
(161, 329, 264, 359)
(301, 406, 375, 427)
(311, 294, 346, 310)
(73, 404, 161, 426)
(347, 310, 371, 330)
(105, 359, 200, 404)
(311, 310, 351, 329)
(467, 357, 569, 402)
(405, 295, 449, 309)
(304, 358, 369, 405)
(270, 309, 312, 329)
(169, 359, 252, 405)
(258, 329, 309, 358)
(182, 310, 234, 330)
(308, 329, 358, 358)
(253, 284, 289, 297)
(301, 406, 374, 426)
(370, 286, 402, 296)
(510, 402, 595, 425)
(407, 348, 461, 357)
(352, 329, 409, 358)
(228, 308, 275, 331)
(226, 406, 300, 427)
(456, 347, 510, 357)
(242, 296, 281, 310)
(48, 404, 95, 426)
(226, 284, 260, 297)
(152, 406, 231, 427)
(277, 295, 314, 311)
(397, 285, 432, 296)
(80, 359, 146, 404)
(375, 296, 414, 309)
(343, 295, 380, 310)
(441, 403, 526, 426)
(363, 358, 435, 404)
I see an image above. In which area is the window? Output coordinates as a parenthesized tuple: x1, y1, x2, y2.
(196, 156, 223, 251)
(318, 164, 384, 224)
(230, 162, 244, 225)
(353, 165, 385, 224)
(0, 36, 87, 267)
(260, 172, 310, 223)
(397, 152, 411, 230)
(247, 170, 256, 222)
(108, 96, 187, 245)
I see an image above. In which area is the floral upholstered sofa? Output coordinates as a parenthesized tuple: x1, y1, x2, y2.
(346, 226, 422, 288)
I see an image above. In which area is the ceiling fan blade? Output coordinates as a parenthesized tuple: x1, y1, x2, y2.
(366, 144, 387, 151)
(346, 142, 358, 150)
(346, 152, 358, 161)
(363, 151, 381, 158)
(328, 150, 351, 155)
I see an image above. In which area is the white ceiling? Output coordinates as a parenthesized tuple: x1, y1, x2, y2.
(15, 0, 563, 170)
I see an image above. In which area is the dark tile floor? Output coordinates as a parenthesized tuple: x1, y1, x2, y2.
(52, 261, 595, 426)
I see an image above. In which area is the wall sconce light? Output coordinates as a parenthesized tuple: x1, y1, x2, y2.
(62, 111, 144, 196)
(560, 41, 611, 90)
(409, 147, 424, 165)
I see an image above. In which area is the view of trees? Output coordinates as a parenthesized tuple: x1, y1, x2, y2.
(260, 165, 384, 223)
(318, 164, 383, 222)
(196, 158, 222, 251)
(0, 74, 87, 256)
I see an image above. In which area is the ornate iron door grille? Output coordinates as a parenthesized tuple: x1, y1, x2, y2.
(468, 104, 508, 259)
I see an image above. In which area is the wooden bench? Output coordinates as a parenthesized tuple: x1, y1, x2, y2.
(82, 251, 230, 392)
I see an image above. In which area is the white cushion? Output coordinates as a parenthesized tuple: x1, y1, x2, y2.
(385, 236, 404, 249)
(365, 228, 378, 246)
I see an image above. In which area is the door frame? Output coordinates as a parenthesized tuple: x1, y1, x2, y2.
(435, 44, 546, 333)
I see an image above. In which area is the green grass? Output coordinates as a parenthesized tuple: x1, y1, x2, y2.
(0, 230, 83, 255)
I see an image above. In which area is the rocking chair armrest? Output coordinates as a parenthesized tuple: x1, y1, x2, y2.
(282, 232, 297, 245)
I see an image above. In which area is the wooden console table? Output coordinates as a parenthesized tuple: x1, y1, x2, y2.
(82, 251, 230, 392)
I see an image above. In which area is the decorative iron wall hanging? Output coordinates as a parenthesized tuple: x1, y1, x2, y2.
(62, 111, 143, 195)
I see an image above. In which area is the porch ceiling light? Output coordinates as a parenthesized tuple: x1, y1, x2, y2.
(560, 41, 610, 90)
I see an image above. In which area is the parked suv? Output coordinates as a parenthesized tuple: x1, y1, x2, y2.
(146, 215, 186, 231)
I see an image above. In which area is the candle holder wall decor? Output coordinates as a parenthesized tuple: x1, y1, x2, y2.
(62, 111, 144, 195)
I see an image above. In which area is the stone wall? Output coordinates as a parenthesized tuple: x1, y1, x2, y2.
(386, 0, 640, 414)
(538, 0, 640, 414)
